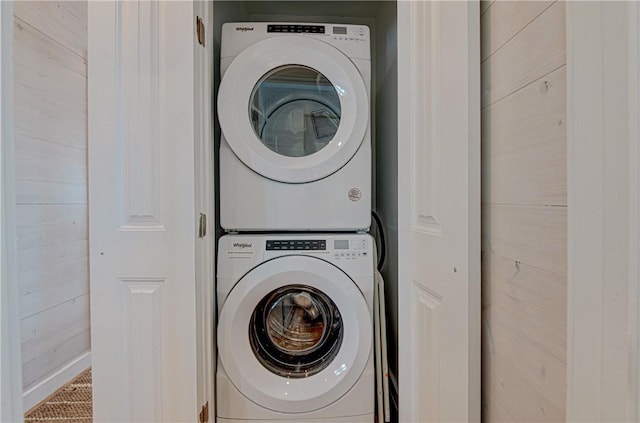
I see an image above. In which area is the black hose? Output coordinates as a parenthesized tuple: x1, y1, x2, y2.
(371, 210, 386, 271)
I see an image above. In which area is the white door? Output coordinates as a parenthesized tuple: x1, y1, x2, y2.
(88, 1, 213, 422)
(397, 1, 480, 422)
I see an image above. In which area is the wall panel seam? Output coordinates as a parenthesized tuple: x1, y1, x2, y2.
(13, 16, 87, 62)
(482, 203, 568, 209)
(482, 63, 566, 111)
(15, 135, 88, 153)
(20, 291, 90, 321)
(484, 252, 567, 276)
(15, 177, 86, 185)
(481, 0, 557, 64)
(16, 202, 88, 208)
(481, 1, 496, 17)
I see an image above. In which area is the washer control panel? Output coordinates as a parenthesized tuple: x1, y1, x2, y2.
(218, 234, 374, 279)
(261, 236, 370, 261)
(265, 237, 369, 259)
(264, 238, 367, 256)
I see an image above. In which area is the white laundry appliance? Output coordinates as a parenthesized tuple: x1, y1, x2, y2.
(218, 23, 371, 231)
(216, 234, 375, 423)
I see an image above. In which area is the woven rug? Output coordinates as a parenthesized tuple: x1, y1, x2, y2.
(25, 368, 93, 422)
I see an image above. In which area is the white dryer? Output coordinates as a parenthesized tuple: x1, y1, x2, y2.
(216, 234, 375, 423)
(218, 23, 371, 231)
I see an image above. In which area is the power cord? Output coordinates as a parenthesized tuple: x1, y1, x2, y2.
(371, 210, 386, 271)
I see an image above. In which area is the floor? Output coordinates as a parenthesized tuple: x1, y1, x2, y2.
(24, 369, 93, 422)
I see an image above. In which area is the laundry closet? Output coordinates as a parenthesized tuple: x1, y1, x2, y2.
(212, 3, 397, 422)
(213, 0, 399, 404)
(86, 1, 479, 422)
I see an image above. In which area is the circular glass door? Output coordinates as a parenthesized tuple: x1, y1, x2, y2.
(250, 285, 343, 378)
(217, 36, 369, 183)
(250, 66, 341, 158)
(217, 255, 372, 412)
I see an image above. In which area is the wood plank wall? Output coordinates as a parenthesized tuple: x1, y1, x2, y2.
(480, 1, 567, 422)
(13, 2, 89, 392)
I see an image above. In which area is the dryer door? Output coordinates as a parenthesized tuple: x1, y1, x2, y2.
(217, 36, 369, 183)
(218, 255, 372, 413)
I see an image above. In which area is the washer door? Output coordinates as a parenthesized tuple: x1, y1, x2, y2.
(218, 36, 369, 183)
(218, 255, 372, 413)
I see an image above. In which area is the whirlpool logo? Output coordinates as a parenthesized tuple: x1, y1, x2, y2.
(233, 242, 253, 249)
(235, 26, 254, 32)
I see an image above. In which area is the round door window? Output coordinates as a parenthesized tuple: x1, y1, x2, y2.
(249, 285, 343, 378)
(249, 65, 341, 158)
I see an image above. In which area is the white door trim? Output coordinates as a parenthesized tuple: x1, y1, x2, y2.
(0, 1, 24, 420)
(566, 2, 640, 421)
(194, 0, 215, 417)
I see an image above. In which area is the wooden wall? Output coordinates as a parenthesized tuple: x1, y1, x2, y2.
(480, 1, 567, 421)
(13, 1, 89, 395)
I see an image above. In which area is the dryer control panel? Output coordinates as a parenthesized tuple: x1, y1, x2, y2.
(221, 22, 371, 62)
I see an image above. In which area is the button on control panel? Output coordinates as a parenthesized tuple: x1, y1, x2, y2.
(266, 240, 326, 251)
(333, 238, 368, 259)
(330, 25, 367, 42)
(264, 238, 370, 260)
(267, 24, 325, 34)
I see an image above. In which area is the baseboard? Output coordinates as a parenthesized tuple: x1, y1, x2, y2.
(23, 350, 91, 413)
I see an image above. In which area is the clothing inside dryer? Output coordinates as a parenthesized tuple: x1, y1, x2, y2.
(250, 285, 343, 378)
(249, 65, 341, 157)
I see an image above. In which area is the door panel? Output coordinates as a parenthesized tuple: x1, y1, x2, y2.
(397, 1, 480, 422)
(88, 2, 212, 421)
(412, 285, 442, 422)
(121, 279, 164, 422)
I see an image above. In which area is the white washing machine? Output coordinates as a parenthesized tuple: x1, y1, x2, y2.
(216, 234, 375, 423)
(218, 22, 371, 231)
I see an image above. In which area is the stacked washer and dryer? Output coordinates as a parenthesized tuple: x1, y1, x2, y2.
(217, 22, 375, 423)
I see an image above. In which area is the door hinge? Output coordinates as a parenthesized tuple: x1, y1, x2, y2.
(198, 213, 207, 238)
(196, 16, 205, 47)
(199, 401, 209, 423)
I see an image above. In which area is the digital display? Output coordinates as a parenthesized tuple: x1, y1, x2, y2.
(333, 26, 347, 35)
(334, 240, 349, 250)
